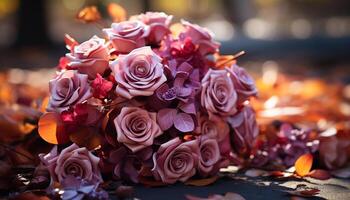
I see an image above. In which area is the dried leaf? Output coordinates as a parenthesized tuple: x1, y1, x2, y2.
(107, 3, 127, 22)
(115, 185, 134, 199)
(70, 126, 102, 150)
(185, 176, 218, 186)
(284, 184, 320, 197)
(76, 6, 101, 23)
(244, 169, 268, 177)
(331, 166, 350, 178)
(294, 153, 313, 177)
(38, 112, 68, 144)
(307, 169, 331, 180)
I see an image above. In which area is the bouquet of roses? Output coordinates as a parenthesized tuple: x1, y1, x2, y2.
(37, 10, 258, 188)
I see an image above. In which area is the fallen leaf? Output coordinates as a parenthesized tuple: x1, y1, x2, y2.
(307, 169, 331, 180)
(38, 112, 68, 144)
(185, 176, 218, 186)
(115, 185, 134, 199)
(331, 166, 350, 178)
(76, 6, 101, 24)
(294, 153, 313, 177)
(107, 3, 127, 22)
(284, 185, 320, 197)
(185, 192, 245, 200)
(244, 169, 269, 177)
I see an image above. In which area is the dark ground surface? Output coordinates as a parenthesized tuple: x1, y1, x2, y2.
(128, 175, 350, 200)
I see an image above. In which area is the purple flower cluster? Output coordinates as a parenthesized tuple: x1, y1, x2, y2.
(250, 123, 319, 168)
(41, 11, 258, 185)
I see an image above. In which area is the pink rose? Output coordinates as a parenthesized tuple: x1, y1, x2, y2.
(201, 68, 238, 119)
(199, 115, 229, 142)
(228, 65, 258, 104)
(228, 106, 259, 156)
(131, 12, 172, 44)
(47, 70, 92, 112)
(39, 144, 102, 185)
(66, 36, 109, 79)
(114, 107, 163, 152)
(111, 46, 167, 99)
(152, 138, 199, 184)
(103, 21, 150, 53)
(180, 20, 220, 55)
(197, 136, 220, 177)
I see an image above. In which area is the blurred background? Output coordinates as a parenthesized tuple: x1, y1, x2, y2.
(0, 0, 350, 79)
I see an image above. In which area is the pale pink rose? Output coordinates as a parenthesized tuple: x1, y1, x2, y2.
(66, 36, 109, 79)
(131, 12, 173, 44)
(201, 68, 238, 119)
(228, 65, 258, 104)
(180, 20, 220, 55)
(47, 70, 92, 112)
(197, 136, 220, 177)
(114, 107, 163, 152)
(111, 46, 167, 99)
(103, 21, 150, 53)
(152, 138, 199, 184)
(227, 106, 259, 156)
(39, 144, 102, 185)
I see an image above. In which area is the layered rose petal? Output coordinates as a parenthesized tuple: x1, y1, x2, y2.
(197, 136, 220, 176)
(152, 138, 199, 184)
(103, 21, 149, 53)
(47, 70, 92, 112)
(66, 36, 109, 79)
(228, 65, 258, 104)
(228, 106, 259, 157)
(180, 20, 220, 55)
(131, 12, 173, 44)
(114, 107, 163, 152)
(201, 68, 238, 119)
(111, 46, 167, 99)
(39, 144, 102, 185)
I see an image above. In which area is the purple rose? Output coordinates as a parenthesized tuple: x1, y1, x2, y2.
(180, 20, 220, 55)
(152, 138, 199, 184)
(39, 144, 102, 185)
(114, 107, 163, 152)
(228, 106, 259, 156)
(201, 68, 238, 119)
(131, 12, 172, 44)
(197, 136, 220, 177)
(47, 70, 92, 112)
(111, 46, 167, 99)
(103, 21, 149, 53)
(66, 36, 109, 79)
(199, 115, 229, 142)
(228, 65, 258, 104)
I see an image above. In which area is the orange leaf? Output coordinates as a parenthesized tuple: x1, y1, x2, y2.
(107, 3, 126, 22)
(184, 176, 218, 186)
(294, 153, 313, 177)
(308, 169, 331, 180)
(76, 6, 101, 23)
(40, 96, 49, 113)
(38, 112, 67, 144)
